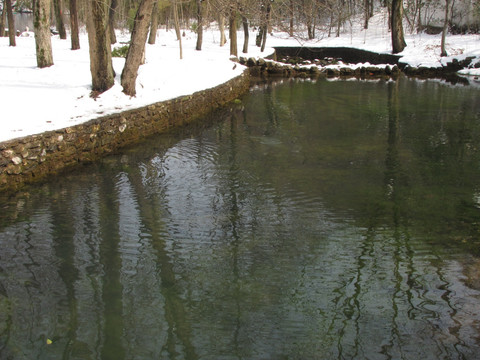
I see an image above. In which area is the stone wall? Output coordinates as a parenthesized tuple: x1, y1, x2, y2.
(0, 70, 250, 193)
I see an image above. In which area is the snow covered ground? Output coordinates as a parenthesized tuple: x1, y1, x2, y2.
(1, 11, 479, 143)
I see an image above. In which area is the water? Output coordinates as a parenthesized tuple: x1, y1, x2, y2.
(1, 77, 480, 359)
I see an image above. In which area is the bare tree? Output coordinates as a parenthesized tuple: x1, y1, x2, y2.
(5, 0, 15, 46)
(218, 14, 227, 46)
(0, 0, 6, 38)
(109, 0, 118, 44)
(121, 0, 157, 96)
(172, 0, 183, 59)
(195, 0, 204, 50)
(69, 0, 80, 50)
(34, 0, 54, 67)
(229, 3, 238, 57)
(364, 0, 373, 29)
(289, 0, 294, 36)
(260, 0, 272, 52)
(86, 0, 115, 93)
(391, 0, 406, 53)
(53, 0, 67, 39)
(241, 14, 249, 53)
(440, 0, 452, 57)
(148, 1, 160, 44)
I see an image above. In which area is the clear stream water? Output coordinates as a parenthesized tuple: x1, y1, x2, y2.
(1, 77, 480, 359)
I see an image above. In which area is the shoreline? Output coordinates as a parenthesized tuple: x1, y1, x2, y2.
(0, 69, 251, 193)
(1, 45, 479, 193)
(240, 46, 479, 85)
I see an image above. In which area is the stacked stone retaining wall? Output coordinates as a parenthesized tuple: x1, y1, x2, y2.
(0, 70, 250, 193)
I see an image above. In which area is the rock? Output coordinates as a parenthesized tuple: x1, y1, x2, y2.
(11, 156, 22, 165)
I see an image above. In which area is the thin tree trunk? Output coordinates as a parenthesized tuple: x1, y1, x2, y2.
(229, 7, 237, 57)
(195, 0, 203, 50)
(53, 0, 67, 39)
(34, 0, 54, 67)
(289, 0, 294, 36)
(6, 0, 15, 46)
(0, 0, 6, 37)
(391, 0, 406, 53)
(109, 0, 118, 44)
(440, 0, 450, 57)
(218, 15, 226, 46)
(121, 0, 156, 96)
(260, 2, 271, 52)
(256, 27, 262, 47)
(173, 1, 183, 59)
(148, 1, 159, 44)
(363, 0, 370, 30)
(173, 1, 181, 40)
(69, 0, 80, 49)
(86, 0, 114, 93)
(241, 15, 248, 53)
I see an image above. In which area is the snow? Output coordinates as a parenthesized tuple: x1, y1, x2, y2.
(1, 11, 479, 143)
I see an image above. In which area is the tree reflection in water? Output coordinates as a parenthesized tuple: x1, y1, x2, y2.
(1, 77, 480, 359)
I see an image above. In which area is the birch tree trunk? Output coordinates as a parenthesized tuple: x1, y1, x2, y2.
(121, 0, 156, 96)
(34, 0, 54, 67)
(86, 0, 114, 93)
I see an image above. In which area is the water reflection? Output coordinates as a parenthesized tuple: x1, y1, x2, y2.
(1, 77, 480, 359)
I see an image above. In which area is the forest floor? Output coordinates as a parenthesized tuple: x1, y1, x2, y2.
(1, 10, 479, 143)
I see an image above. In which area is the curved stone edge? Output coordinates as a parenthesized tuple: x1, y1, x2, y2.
(237, 47, 479, 84)
(0, 69, 251, 193)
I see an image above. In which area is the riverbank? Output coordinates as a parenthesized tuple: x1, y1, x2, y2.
(0, 69, 250, 192)
(1, 9, 480, 191)
(2, 11, 480, 144)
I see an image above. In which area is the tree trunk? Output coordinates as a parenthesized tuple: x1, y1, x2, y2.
(391, 0, 406, 54)
(34, 0, 54, 67)
(260, 1, 271, 52)
(218, 15, 226, 46)
(53, 0, 67, 39)
(256, 27, 262, 47)
(109, 0, 118, 44)
(173, 1, 181, 41)
(229, 7, 237, 57)
(440, 0, 450, 57)
(307, 22, 313, 39)
(0, 0, 6, 37)
(121, 0, 156, 96)
(241, 15, 248, 53)
(195, 0, 203, 50)
(363, 0, 373, 30)
(86, 0, 114, 93)
(6, 0, 15, 46)
(69, 0, 80, 50)
(173, 1, 183, 59)
(289, 0, 294, 37)
(148, 1, 159, 44)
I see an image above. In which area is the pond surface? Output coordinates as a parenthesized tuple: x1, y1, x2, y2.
(1, 78, 480, 359)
